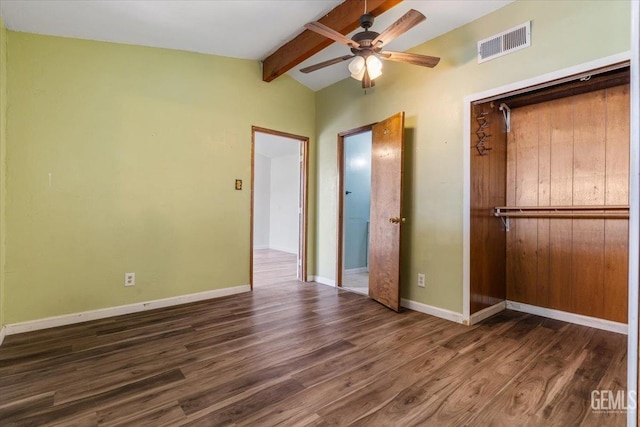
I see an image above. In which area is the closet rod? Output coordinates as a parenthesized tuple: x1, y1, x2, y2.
(494, 205, 629, 212)
(494, 212, 629, 219)
(494, 205, 630, 220)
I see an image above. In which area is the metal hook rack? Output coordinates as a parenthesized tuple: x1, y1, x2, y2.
(475, 112, 492, 156)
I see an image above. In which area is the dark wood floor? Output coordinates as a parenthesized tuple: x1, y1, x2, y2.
(0, 276, 627, 426)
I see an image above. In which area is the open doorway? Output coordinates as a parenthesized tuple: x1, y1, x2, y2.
(341, 130, 372, 295)
(251, 127, 308, 288)
(336, 112, 406, 311)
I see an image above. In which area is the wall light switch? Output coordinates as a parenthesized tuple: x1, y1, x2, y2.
(235, 179, 242, 190)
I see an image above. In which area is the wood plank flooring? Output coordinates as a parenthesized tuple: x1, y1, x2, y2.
(0, 274, 627, 425)
(253, 249, 297, 287)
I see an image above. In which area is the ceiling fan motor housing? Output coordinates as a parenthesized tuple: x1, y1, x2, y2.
(351, 30, 381, 55)
(359, 13, 375, 29)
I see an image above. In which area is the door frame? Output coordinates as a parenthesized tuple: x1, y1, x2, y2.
(336, 124, 375, 288)
(250, 126, 309, 289)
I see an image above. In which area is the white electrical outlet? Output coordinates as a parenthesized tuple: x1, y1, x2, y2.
(418, 273, 425, 288)
(124, 272, 135, 287)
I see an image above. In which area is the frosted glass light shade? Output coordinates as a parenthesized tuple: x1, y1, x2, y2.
(349, 56, 366, 80)
(366, 56, 383, 80)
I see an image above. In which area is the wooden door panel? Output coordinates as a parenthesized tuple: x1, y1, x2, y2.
(369, 112, 404, 311)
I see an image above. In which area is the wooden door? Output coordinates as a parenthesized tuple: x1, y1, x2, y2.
(368, 112, 405, 311)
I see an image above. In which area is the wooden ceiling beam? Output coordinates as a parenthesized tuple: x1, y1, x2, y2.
(262, 0, 403, 82)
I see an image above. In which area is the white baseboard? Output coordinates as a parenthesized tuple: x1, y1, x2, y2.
(310, 276, 336, 287)
(344, 267, 368, 275)
(0, 326, 6, 346)
(400, 298, 464, 324)
(506, 300, 628, 335)
(253, 244, 269, 250)
(468, 301, 506, 325)
(3, 285, 251, 338)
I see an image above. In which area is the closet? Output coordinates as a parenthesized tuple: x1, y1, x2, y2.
(470, 65, 630, 324)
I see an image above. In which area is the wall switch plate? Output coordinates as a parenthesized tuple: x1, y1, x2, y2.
(125, 272, 135, 287)
(235, 179, 242, 190)
(417, 273, 425, 288)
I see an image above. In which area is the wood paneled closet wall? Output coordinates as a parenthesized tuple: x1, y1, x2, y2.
(470, 67, 630, 323)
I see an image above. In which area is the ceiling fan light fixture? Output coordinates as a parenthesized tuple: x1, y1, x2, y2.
(366, 55, 383, 80)
(302, 9, 438, 88)
(348, 56, 366, 80)
(351, 68, 366, 81)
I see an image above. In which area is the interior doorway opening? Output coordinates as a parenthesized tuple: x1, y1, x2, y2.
(251, 127, 308, 288)
(341, 130, 372, 295)
(336, 112, 406, 312)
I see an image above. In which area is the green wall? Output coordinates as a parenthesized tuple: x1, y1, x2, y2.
(1, 0, 631, 326)
(315, 0, 631, 313)
(0, 18, 7, 327)
(5, 33, 316, 323)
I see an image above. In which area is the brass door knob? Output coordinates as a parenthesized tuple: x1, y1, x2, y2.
(389, 217, 406, 224)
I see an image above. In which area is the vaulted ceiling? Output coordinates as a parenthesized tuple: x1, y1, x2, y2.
(0, 0, 514, 91)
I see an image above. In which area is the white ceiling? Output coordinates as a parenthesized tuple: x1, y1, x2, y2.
(0, 0, 514, 91)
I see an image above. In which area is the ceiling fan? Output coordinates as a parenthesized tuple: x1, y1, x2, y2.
(300, 9, 440, 89)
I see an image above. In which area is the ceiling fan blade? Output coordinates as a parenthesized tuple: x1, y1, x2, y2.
(380, 51, 440, 68)
(372, 9, 426, 48)
(305, 22, 361, 49)
(300, 55, 355, 74)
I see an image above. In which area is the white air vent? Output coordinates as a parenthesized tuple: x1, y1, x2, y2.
(477, 21, 531, 63)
